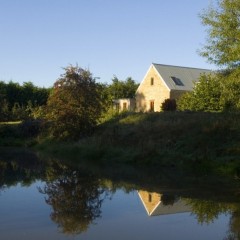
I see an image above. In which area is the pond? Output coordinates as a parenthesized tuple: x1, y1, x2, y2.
(0, 148, 239, 240)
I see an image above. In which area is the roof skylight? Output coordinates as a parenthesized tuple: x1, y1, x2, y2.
(171, 76, 184, 86)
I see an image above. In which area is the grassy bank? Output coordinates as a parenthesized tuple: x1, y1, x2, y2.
(0, 121, 40, 147)
(0, 121, 25, 146)
(35, 111, 240, 178)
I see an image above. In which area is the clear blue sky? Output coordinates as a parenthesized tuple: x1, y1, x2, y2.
(0, 0, 214, 87)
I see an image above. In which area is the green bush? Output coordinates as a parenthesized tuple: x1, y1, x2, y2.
(177, 73, 223, 112)
(178, 69, 240, 113)
(221, 68, 240, 111)
(161, 99, 176, 111)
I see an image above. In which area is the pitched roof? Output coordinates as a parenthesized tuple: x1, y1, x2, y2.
(152, 63, 212, 91)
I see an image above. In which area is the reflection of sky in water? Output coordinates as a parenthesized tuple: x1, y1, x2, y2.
(0, 182, 73, 240)
(0, 183, 231, 240)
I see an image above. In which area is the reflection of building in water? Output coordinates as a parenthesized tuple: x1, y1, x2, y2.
(138, 190, 191, 216)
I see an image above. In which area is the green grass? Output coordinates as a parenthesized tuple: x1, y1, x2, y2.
(35, 111, 240, 178)
(0, 121, 36, 147)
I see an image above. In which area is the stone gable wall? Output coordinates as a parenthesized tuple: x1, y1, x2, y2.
(135, 65, 170, 112)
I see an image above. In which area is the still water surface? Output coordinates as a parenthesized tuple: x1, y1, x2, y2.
(0, 149, 238, 239)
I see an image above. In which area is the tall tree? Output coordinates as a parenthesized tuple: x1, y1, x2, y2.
(45, 65, 106, 139)
(200, 0, 240, 69)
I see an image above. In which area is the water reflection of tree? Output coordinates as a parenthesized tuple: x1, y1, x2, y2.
(0, 149, 45, 187)
(186, 199, 231, 224)
(224, 204, 240, 240)
(185, 198, 240, 240)
(39, 161, 108, 235)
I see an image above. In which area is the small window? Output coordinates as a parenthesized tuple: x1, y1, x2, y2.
(150, 77, 154, 85)
(148, 194, 152, 202)
(171, 76, 184, 86)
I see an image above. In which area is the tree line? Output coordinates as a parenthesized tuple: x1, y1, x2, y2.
(0, 69, 139, 139)
(0, 81, 50, 121)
